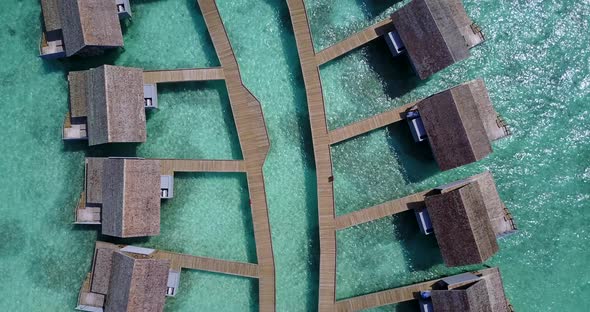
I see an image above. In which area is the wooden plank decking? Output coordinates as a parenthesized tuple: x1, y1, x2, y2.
(335, 190, 431, 230)
(315, 19, 395, 66)
(197, 0, 275, 310)
(329, 101, 416, 145)
(335, 278, 438, 312)
(153, 251, 259, 278)
(143, 68, 225, 84)
(286, 1, 338, 310)
(159, 159, 246, 175)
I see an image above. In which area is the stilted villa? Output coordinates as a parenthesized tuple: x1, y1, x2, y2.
(405, 79, 510, 171)
(336, 171, 516, 267)
(77, 241, 261, 312)
(385, 0, 485, 79)
(328, 79, 510, 171)
(415, 172, 517, 266)
(63, 65, 152, 145)
(336, 267, 512, 312)
(75, 158, 164, 238)
(39, 0, 130, 59)
(74, 156, 252, 237)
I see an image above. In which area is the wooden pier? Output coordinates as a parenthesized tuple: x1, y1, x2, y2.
(329, 101, 417, 145)
(197, 0, 276, 310)
(315, 19, 395, 66)
(153, 250, 259, 278)
(143, 68, 225, 84)
(335, 190, 431, 230)
(159, 159, 246, 175)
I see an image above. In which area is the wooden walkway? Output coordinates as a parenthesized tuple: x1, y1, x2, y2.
(287, 1, 338, 310)
(153, 250, 259, 278)
(159, 159, 246, 175)
(315, 19, 395, 66)
(143, 67, 225, 84)
(329, 101, 417, 145)
(197, 0, 275, 310)
(335, 278, 438, 311)
(335, 190, 431, 230)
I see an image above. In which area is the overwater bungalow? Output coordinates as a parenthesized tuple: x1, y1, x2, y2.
(415, 171, 517, 267)
(75, 157, 174, 238)
(418, 268, 512, 312)
(385, 0, 485, 79)
(405, 79, 510, 171)
(336, 267, 512, 311)
(40, 0, 130, 59)
(63, 65, 156, 145)
(76, 242, 177, 312)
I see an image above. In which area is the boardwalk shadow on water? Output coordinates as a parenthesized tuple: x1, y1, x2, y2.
(384, 122, 438, 183)
(390, 211, 443, 272)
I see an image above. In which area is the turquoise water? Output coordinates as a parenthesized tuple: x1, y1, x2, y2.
(0, 0, 588, 311)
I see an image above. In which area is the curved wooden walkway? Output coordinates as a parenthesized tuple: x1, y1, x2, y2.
(196, 0, 275, 310)
(143, 67, 225, 84)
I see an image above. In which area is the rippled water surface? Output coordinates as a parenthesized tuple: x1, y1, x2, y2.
(0, 0, 588, 311)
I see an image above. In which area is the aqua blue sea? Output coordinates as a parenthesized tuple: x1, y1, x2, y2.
(0, 0, 588, 311)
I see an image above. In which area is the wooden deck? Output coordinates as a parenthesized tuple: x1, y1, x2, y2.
(159, 159, 246, 175)
(335, 278, 438, 312)
(197, 0, 275, 310)
(286, 1, 338, 310)
(335, 190, 431, 230)
(143, 68, 225, 84)
(315, 19, 395, 66)
(153, 250, 259, 278)
(329, 101, 417, 145)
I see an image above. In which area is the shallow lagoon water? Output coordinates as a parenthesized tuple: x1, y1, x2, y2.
(0, 0, 588, 311)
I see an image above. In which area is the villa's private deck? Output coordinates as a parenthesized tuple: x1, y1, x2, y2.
(143, 68, 225, 84)
(315, 18, 395, 66)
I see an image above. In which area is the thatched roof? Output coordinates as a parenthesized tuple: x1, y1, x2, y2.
(85, 157, 106, 206)
(104, 251, 169, 312)
(426, 182, 499, 267)
(480, 267, 510, 312)
(101, 158, 162, 238)
(431, 279, 492, 311)
(59, 0, 124, 57)
(86, 65, 146, 146)
(68, 70, 89, 119)
(40, 0, 62, 33)
(391, 0, 475, 79)
(417, 80, 493, 171)
(90, 247, 116, 295)
(469, 172, 514, 236)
